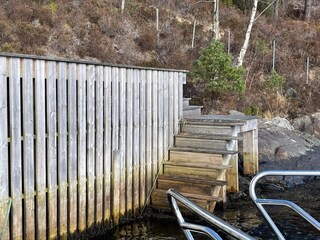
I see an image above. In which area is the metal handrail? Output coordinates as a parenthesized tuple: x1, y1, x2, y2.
(167, 188, 255, 240)
(249, 170, 320, 240)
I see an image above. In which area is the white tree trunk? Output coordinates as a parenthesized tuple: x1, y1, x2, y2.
(236, 0, 259, 67)
(212, 0, 220, 40)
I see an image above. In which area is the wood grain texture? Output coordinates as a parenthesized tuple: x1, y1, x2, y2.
(46, 61, 58, 238)
(35, 59, 47, 239)
(0, 57, 9, 240)
(67, 63, 78, 233)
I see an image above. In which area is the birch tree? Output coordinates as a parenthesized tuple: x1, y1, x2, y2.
(212, 0, 220, 40)
(236, 0, 259, 67)
(304, 0, 313, 22)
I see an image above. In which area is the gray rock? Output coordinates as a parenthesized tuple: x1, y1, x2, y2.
(311, 112, 320, 137)
(264, 117, 294, 130)
(292, 115, 313, 134)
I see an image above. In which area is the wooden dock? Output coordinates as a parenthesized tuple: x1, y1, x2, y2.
(151, 98, 258, 212)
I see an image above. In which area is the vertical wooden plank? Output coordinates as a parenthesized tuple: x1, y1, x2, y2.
(46, 61, 58, 239)
(168, 72, 174, 147)
(95, 66, 104, 224)
(243, 127, 259, 175)
(163, 71, 169, 159)
(22, 58, 35, 240)
(67, 63, 78, 233)
(87, 65, 96, 227)
(145, 70, 152, 196)
(0, 57, 9, 240)
(173, 72, 179, 134)
(57, 62, 68, 235)
(152, 71, 158, 181)
(139, 70, 146, 209)
(77, 64, 87, 231)
(35, 59, 47, 239)
(133, 69, 140, 212)
(111, 67, 119, 222)
(103, 66, 112, 221)
(178, 73, 184, 121)
(112, 150, 121, 225)
(112, 67, 119, 151)
(157, 71, 164, 172)
(9, 57, 23, 240)
(124, 68, 132, 215)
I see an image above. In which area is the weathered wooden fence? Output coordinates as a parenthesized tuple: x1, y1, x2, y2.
(0, 53, 186, 239)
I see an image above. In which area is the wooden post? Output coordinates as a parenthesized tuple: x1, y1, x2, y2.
(243, 129, 259, 175)
(192, 20, 196, 49)
(22, 58, 35, 239)
(156, 8, 159, 40)
(139, 70, 146, 209)
(224, 125, 240, 193)
(87, 65, 96, 227)
(103, 66, 112, 221)
(173, 72, 179, 134)
(112, 150, 121, 225)
(168, 72, 174, 147)
(126, 68, 133, 215)
(96, 66, 104, 224)
(272, 40, 276, 70)
(67, 63, 78, 233)
(306, 57, 310, 84)
(10, 58, 23, 239)
(121, 0, 125, 14)
(120, 68, 128, 216)
(158, 71, 164, 173)
(0, 57, 9, 240)
(46, 61, 58, 238)
(77, 64, 87, 231)
(228, 30, 231, 55)
(163, 72, 169, 159)
(133, 69, 140, 213)
(152, 71, 158, 181)
(35, 60, 47, 239)
(146, 70, 153, 196)
(58, 62, 68, 236)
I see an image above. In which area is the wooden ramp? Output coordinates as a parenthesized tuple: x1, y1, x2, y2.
(151, 98, 258, 212)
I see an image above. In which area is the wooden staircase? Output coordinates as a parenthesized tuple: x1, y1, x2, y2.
(151, 98, 246, 212)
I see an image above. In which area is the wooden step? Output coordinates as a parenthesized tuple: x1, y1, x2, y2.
(169, 150, 224, 165)
(183, 98, 191, 107)
(163, 161, 231, 179)
(177, 132, 241, 141)
(184, 115, 256, 124)
(183, 106, 202, 117)
(151, 189, 222, 210)
(170, 147, 237, 155)
(175, 135, 228, 150)
(157, 175, 226, 196)
(163, 161, 232, 170)
(181, 124, 233, 135)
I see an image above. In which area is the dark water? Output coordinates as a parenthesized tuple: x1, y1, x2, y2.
(91, 180, 320, 239)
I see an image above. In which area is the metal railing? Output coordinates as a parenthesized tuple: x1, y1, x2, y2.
(249, 170, 320, 240)
(168, 170, 320, 240)
(167, 188, 255, 240)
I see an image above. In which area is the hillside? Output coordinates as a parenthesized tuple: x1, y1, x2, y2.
(1, 0, 320, 117)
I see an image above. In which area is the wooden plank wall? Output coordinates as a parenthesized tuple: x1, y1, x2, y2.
(0, 55, 186, 239)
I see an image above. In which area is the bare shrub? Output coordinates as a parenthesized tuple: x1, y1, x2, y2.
(135, 31, 157, 52)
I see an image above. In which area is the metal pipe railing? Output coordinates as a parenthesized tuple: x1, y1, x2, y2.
(167, 188, 255, 240)
(249, 170, 320, 240)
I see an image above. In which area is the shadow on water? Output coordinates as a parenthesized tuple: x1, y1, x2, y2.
(90, 179, 320, 239)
